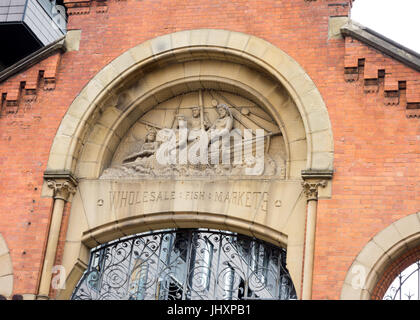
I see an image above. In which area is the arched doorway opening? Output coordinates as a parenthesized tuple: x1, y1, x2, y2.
(71, 228, 297, 300)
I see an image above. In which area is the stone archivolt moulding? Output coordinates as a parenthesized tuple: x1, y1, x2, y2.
(45, 29, 334, 180)
(341, 212, 420, 300)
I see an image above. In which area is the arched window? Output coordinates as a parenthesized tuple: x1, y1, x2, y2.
(370, 244, 420, 300)
(383, 261, 420, 300)
(71, 229, 297, 300)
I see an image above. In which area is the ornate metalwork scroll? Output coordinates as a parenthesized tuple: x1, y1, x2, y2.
(71, 229, 297, 300)
(383, 261, 420, 300)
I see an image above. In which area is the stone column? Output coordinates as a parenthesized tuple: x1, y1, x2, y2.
(301, 180, 327, 300)
(37, 178, 76, 300)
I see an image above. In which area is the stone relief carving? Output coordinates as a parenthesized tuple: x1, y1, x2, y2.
(101, 90, 286, 179)
(121, 126, 161, 174)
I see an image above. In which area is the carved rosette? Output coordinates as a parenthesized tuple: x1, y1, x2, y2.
(301, 180, 327, 201)
(47, 180, 77, 201)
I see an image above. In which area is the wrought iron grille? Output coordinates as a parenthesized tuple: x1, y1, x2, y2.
(71, 229, 297, 300)
(383, 260, 420, 300)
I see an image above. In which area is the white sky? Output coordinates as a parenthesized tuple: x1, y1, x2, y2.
(351, 0, 420, 53)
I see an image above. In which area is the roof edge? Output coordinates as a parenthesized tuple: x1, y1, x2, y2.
(341, 20, 420, 73)
(0, 36, 67, 84)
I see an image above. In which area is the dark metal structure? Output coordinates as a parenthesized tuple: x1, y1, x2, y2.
(383, 261, 420, 300)
(71, 229, 297, 300)
(0, 0, 66, 69)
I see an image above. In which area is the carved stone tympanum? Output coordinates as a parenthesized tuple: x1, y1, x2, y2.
(100, 90, 286, 179)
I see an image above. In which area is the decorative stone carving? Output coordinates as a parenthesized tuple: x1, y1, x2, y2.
(47, 180, 77, 201)
(207, 103, 234, 167)
(122, 126, 160, 174)
(301, 180, 327, 201)
(189, 106, 211, 136)
(100, 90, 286, 179)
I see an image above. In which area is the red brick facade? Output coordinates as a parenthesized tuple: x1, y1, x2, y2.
(0, 0, 419, 299)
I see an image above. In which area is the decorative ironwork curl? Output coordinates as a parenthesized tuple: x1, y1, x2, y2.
(71, 229, 297, 300)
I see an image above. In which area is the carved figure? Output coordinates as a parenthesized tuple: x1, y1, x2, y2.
(100, 92, 284, 179)
(187, 107, 210, 166)
(208, 104, 233, 165)
(188, 106, 210, 141)
(123, 127, 159, 164)
(156, 114, 188, 166)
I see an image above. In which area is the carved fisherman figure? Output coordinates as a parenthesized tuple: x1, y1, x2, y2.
(123, 127, 159, 164)
(188, 106, 210, 139)
(188, 106, 210, 166)
(208, 103, 233, 166)
(156, 114, 188, 166)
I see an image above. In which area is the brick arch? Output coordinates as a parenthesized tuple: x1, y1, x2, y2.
(0, 233, 13, 298)
(45, 29, 333, 178)
(371, 245, 420, 300)
(340, 212, 420, 300)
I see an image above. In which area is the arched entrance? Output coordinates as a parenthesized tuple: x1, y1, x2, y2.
(71, 228, 297, 300)
(39, 29, 334, 300)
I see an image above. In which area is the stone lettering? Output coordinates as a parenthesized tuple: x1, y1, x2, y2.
(108, 189, 273, 212)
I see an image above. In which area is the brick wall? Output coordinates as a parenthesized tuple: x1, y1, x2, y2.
(0, 0, 418, 299)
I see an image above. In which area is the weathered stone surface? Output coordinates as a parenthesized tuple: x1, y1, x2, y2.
(328, 17, 348, 40)
(0, 254, 12, 276)
(78, 178, 302, 234)
(64, 30, 82, 52)
(0, 275, 13, 297)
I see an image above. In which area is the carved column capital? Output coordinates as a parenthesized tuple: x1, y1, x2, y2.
(301, 180, 327, 201)
(47, 180, 76, 201)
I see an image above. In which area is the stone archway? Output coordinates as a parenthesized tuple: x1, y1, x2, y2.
(39, 29, 334, 300)
(340, 212, 420, 299)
